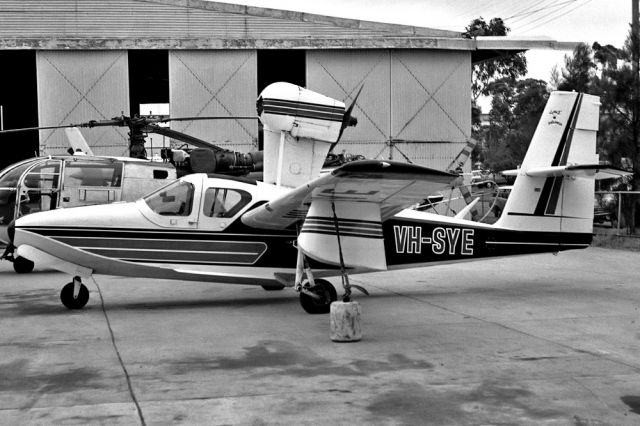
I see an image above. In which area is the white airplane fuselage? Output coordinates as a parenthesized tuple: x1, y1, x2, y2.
(11, 172, 592, 287)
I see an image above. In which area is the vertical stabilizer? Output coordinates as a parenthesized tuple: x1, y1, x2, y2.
(495, 92, 600, 234)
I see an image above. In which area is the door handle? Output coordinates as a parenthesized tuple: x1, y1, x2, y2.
(188, 220, 198, 225)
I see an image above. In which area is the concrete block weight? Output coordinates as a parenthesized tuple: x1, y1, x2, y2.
(330, 301, 362, 342)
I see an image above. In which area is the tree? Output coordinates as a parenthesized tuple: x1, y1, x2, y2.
(558, 43, 595, 93)
(557, 36, 639, 232)
(481, 78, 549, 172)
(464, 17, 528, 102)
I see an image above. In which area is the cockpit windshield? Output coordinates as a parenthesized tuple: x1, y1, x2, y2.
(0, 159, 39, 188)
(143, 180, 194, 216)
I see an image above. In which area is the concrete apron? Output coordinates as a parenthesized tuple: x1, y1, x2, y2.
(1, 247, 640, 424)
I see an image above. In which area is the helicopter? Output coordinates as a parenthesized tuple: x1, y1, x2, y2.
(0, 87, 361, 273)
(0, 113, 264, 272)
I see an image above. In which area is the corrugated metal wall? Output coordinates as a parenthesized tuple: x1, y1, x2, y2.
(307, 50, 391, 160)
(0, 0, 384, 40)
(388, 141, 469, 171)
(169, 51, 258, 153)
(306, 49, 471, 169)
(36, 51, 129, 156)
(391, 50, 470, 143)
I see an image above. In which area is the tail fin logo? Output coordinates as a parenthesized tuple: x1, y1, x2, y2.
(548, 109, 562, 126)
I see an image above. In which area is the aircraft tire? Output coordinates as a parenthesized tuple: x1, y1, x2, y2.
(300, 279, 337, 314)
(13, 256, 34, 274)
(261, 284, 285, 291)
(60, 282, 89, 310)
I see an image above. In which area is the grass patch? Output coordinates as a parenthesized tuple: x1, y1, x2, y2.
(592, 231, 640, 251)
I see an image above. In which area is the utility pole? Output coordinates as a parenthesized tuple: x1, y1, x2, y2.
(633, 0, 639, 159)
(633, 0, 639, 232)
(633, 0, 639, 162)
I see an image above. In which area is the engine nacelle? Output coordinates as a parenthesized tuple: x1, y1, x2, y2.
(257, 82, 346, 143)
(257, 82, 352, 188)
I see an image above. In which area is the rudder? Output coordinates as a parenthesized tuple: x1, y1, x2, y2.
(495, 91, 600, 234)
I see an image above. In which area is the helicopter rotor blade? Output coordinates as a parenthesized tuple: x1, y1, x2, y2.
(157, 116, 257, 123)
(0, 118, 127, 135)
(144, 124, 227, 152)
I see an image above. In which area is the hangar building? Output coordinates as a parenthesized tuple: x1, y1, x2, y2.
(0, 0, 567, 170)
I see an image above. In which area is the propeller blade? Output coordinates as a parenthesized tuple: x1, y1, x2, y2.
(343, 85, 364, 127)
(333, 85, 364, 149)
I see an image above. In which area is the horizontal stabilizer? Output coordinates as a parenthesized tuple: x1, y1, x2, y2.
(502, 164, 631, 180)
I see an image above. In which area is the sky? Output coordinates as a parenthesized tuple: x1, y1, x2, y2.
(209, 0, 631, 108)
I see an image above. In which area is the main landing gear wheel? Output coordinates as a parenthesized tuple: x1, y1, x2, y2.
(60, 279, 89, 310)
(13, 256, 34, 274)
(300, 279, 337, 314)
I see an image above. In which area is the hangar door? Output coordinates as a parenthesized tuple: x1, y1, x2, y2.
(36, 51, 130, 156)
(307, 49, 471, 171)
(169, 51, 258, 153)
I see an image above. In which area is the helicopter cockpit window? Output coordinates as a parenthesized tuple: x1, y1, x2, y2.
(17, 160, 61, 217)
(144, 180, 194, 216)
(0, 161, 39, 223)
(0, 160, 38, 188)
(202, 188, 251, 218)
(64, 161, 123, 187)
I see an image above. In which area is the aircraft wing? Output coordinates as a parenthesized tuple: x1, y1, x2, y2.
(241, 160, 457, 230)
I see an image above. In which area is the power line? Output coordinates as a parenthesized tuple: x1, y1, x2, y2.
(503, 0, 553, 20)
(508, 0, 577, 25)
(518, 0, 593, 34)
(511, 0, 591, 33)
(457, 0, 539, 31)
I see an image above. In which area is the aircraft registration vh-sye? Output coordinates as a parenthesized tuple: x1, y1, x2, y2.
(7, 83, 631, 314)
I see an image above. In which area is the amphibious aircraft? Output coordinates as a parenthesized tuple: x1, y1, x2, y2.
(8, 84, 631, 314)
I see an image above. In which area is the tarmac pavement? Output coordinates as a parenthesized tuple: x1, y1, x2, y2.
(1, 247, 640, 425)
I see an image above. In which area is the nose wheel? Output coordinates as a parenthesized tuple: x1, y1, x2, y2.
(60, 276, 89, 309)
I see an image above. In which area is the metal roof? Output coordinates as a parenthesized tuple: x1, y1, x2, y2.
(0, 0, 573, 57)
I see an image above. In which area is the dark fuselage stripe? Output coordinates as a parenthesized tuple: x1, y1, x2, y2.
(534, 93, 583, 216)
(261, 98, 345, 114)
(260, 107, 343, 122)
(85, 248, 262, 264)
(300, 228, 383, 239)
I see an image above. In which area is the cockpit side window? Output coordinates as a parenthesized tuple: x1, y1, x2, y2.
(144, 180, 194, 216)
(202, 188, 251, 218)
(63, 161, 123, 187)
(0, 160, 38, 188)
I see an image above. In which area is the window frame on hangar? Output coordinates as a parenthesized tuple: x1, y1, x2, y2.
(0, 0, 571, 170)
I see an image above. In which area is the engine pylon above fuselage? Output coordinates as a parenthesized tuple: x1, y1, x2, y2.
(257, 82, 348, 188)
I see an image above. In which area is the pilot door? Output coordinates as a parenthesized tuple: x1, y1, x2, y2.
(141, 177, 201, 229)
(197, 186, 252, 231)
(15, 159, 62, 219)
(60, 159, 123, 208)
